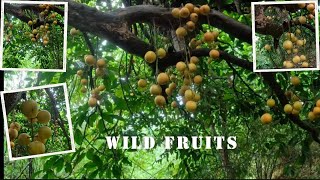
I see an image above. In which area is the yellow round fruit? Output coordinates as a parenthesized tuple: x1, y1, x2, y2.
(190, 56, 199, 64)
(157, 48, 166, 59)
(301, 62, 309, 68)
(179, 85, 190, 96)
(295, 29, 301, 35)
(308, 112, 316, 121)
(43, 40, 49, 46)
(32, 29, 38, 34)
(10, 141, 15, 148)
(193, 75, 203, 85)
(157, 73, 169, 85)
(292, 55, 301, 64)
(267, 99, 275, 107)
(296, 40, 304, 46)
(293, 101, 302, 111)
(316, 100, 320, 107)
(10, 122, 21, 131)
(300, 55, 306, 61)
(144, 51, 156, 63)
(291, 95, 300, 102)
(96, 68, 105, 77)
(287, 50, 292, 54)
(138, 79, 147, 88)
(260, 113, 272, 124)
(190, 13, 198, 22)
(293, 48, 298, 53)
(88, 97, 97, 107)
(298, 16, 307, 24)
(150, 84, 162, 95)
(70, 28, 78, 36)
(186, 101, 197, 112)
(34, 133, 47, 144)
(97, 59, 106, 68)
(283, 40, 293, 50)
(98, 85, 105, 91)
(154, 95, 166, 107)
(9, 128, 18, 140)
(298, 3, 306, 8)
(307, 3, 315, 12)
(194, 7, 200, 14)
(81, 79, 88, 85)
(81, 86, 87, 93)
(38, 126, 52, 139)
(185, 3, 194, 12)
(169, 82, 177, 90)
(194, 93, 201, 102)
(18, 133, 31, 146)
(176, 27, 187, 38)
(313, 107, 320, 115)
(285, 61, 294, 68)
(165, 88, 172, 96)
(284, 104, 293, 114)
(203, 32, 214, 43)
(209, 49, 220, 59)
(264, 44, 271, 51)
(176, 61, 187, 71)
(184, 89, 194, 100)
(188, 63, 197, 72)
(37, 110, 51, 124)
(292, 109, 299, 116)
(171, 101, 178, 108)
(172, 8, 180, 18)
(84, 55, 96, 66)
(28, 20, 33, 26)
(77, 70, 83, 77)
(199, 4, 210, 15)
(290, 76, 300, 86)
(21, 100, 39, 118)
(186, 21, 195, 31)
(179, 7, 190, 18)
(28, 141, 45, 155)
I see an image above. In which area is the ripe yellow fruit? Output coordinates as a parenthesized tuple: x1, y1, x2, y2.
(70, 28, 78, 36)
(295, 29, 301, 35)
(298, 16, 307, 24)
(190, 13, 198, 22)
(172, 8, 180, 18)
(138, 79, 147, 88)
(296, 40, 304, 46)
(179, 85, 190, 96)
(284, 104, 293, 114)
(28, 141, 45, 155)
(292, 109, 299, 116)
(292, 56, 301, 64)
(285, 61, 294, 68)
(9, 128, 18, 140)
(300, 55, 307, 61)
(186, 101, 197, 112)
(10, 122, 21, 131)
(293, 101, 302, 111)
(37, 110, 51, 124)
(209, 49, 220, 59)
(186, 21, 195, 31)
(98, 85, 105, 91)
(188, 63, 197, 72)
(176, 61, 187, 71)
(169, 82, 177, 90)
(157, 48, 166, 59)
(194, 93, 200, 102)
(184, 90, 194, 100)
(291, 95, 300, 102)
(199, 4, 210, 15)
(154, 95, 166, 107)
(267, 99, 275, 107)
(32, 29, 38, 34)
(283, 40, 293, 50)
(96, 68, 105, 77)
(34, 133, 47, 144)
(81, 79, 88, 85)
(88, 97, 97, 107)
(38, 126, 52, 139)
(316, 100, 320, 107)
(97, 59, 106, 68)
(176, 27, 187, 38)
(77, 70, 83, 76)
(260, 113, 272, 124)
(157, 73, 169, 85)
(150, 84, 162, 95)
(28, 21, 33, 26)
(21, 100, 39, 118)
(290, 76, 300, 86)
(193, 7, 200, 14)
(264, 44, 271, 51)
(84, 55, 96, 66)
(307, 3, 315, 12)
(81, 86, 87, 93)
(10, 141, 14, 149)
(165, 88, 172, 96)
(298, 3, 306, 8)
(18, 133, 31, 145)
(301, 62, 309, 68)
(171, 101, 178, 108)
(185, 3, 194, 13)
(193, 75, 203, 85)
(179, 7, 190, 18)
(203, 32, 214, 43)
(144, 51, 156, 63)
(43, 40, 49, 45)
(190, 56, 199, 64)
(313, 107, 320, 115)
(308, 112, 316, 121)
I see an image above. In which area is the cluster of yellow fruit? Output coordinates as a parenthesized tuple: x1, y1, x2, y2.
(25, 4, 60, 45)
(297, 3, 316, 20)
(77, 55, 107, 107)
(8, 100, 52, 155)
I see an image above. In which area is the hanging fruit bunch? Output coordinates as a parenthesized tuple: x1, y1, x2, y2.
(9, 100, 53, 156)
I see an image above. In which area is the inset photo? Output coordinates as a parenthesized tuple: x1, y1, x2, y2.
(252, 1, 319, 72)
(1, 83, 75, 161)
(0, 1, 68, 72)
